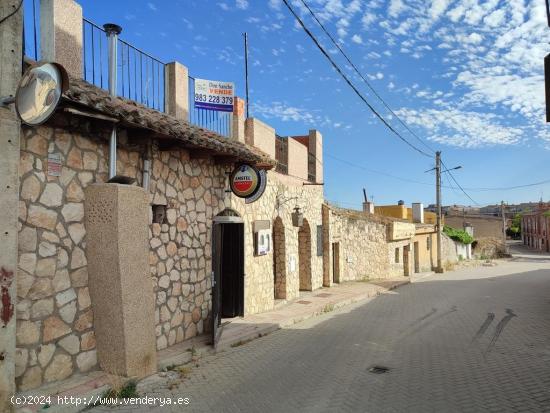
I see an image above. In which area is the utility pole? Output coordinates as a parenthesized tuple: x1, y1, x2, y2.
(243, 32, 250, 118)
(0, 1, 23, 410)
(436, 151, 443, 273)
(501, 201, 507, 254)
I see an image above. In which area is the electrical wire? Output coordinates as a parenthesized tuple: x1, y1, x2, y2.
(463, 179, 550, 192)
(0, 0, 23, 26)
(297, 0, 436, 155)
(326, 154, 436, 187)
(441, 159, 479, 206)
(281, 0, 432, 158)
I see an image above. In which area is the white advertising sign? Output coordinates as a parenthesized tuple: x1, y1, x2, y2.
(194, 78, 234, 112)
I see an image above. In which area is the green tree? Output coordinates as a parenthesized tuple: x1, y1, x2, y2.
(506, 213, 522, 239)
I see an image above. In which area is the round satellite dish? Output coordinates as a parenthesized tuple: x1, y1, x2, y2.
(15, 62, 69, 126)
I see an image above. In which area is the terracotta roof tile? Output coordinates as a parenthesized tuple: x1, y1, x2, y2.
(62, 76, 275, 168)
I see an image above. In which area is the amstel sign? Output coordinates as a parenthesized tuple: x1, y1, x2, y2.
(229, 164, 267, 203)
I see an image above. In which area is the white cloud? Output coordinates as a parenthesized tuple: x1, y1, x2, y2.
(389, 0, 405, 17)
(430, 0, 451, 20)
(147, 2, 157, 11)
(396, 108, 523, 148)
(361, 12, 376, 29)
(252, 101, 330, 125)
(351, 34, 363, 44)
(236, 0, 248, 10)
(218, 2, 229, 11)
(268, 0, 281, 10)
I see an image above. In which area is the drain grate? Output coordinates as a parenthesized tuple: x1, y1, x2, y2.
(314, 293, 332, 298)
(297, 300, 312, 305)
(369, 366, 390, 374)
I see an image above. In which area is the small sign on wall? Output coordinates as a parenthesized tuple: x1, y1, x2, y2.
(288, 255, 296, 272)
(316, 225, 323, 256)
(255, 229, 271, 256)
(47, 153, 62, 176)
(253, 220, 271, 256)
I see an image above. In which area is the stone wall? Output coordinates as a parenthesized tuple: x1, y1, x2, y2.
(441, 233, 459, 265)
(16, 121, 125, 390)
(147, 145, 226, 351)
(15, 115, 229, 390)
(230, 172, 324, 314)
(324, 206, 398, 282)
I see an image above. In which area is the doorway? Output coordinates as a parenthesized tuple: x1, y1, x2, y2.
(298, 218, 312, 291)
(413, 241, 420, 273)
(403, 245, 410, 277)
(332, 242, 340, 283)
(273, 217, 286, 300)
(211, 211, 244, 347)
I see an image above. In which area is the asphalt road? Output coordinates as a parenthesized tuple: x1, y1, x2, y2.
(100, 243, 550, 412)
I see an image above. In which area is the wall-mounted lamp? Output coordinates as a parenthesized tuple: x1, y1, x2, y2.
(292, 206, 304, 227)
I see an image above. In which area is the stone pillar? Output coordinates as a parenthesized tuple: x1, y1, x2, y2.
(308, 130, 323, 184)
(40, 0, 83, 78)
(0, 1, 22, 409)
(362, 202, 374, 214)
(412, 203, 424, 223)
(287, 138, 308, 181)
(245, 118, 276, 159)
(164, 62, 189, 121)
(232, 97, 246, 143)
(84, 184, 157, 377)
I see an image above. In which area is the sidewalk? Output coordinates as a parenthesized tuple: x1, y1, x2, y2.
(16, 278, 409, 413)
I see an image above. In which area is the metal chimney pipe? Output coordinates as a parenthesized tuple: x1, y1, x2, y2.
(104, 23, 122, 179)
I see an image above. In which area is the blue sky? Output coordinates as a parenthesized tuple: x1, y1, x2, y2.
(70, 0, 549, 208)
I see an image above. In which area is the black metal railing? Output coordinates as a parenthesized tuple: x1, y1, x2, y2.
(83, 18, 165, 112)
(188, 76, 232, 137)
(275, 135, 288, 175)
(308, 152, 316, 182)
(23, 0, 40, 60)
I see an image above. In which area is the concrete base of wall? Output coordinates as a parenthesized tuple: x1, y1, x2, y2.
(84, 184, 157, 378)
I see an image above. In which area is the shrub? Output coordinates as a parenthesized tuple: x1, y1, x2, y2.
(443, 226, 474, 245)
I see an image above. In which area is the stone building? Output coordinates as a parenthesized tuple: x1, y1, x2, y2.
(12, 0, 329, 390)
(4, 0, 460, 397)
(521, 208, 550, 252)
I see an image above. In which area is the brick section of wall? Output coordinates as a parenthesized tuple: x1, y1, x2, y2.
(287, 138, 308, 181)
(245, 118, 276, 159)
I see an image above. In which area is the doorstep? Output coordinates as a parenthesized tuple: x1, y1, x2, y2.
(15, 277, 409, 413)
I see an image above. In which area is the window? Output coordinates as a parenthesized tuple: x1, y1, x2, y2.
(427, 237, 431, 251)
(152, 205, 166, 224)
(395, 248, 400, 263)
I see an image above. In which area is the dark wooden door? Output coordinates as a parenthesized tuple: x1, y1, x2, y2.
(220, 223, 244, 318)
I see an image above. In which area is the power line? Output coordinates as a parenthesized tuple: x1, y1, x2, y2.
(297, 0, 436, 155)
(441, 158, 479, 206)
(326, 154, 436, 186)
(281, 0, 432, 158)
(463, 179, 550, 192)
